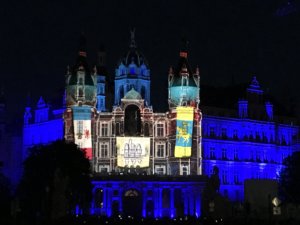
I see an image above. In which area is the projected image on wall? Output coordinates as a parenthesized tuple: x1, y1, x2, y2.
(117, 137, 150, 168)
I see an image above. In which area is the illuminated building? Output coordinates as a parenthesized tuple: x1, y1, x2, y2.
(19, 32, 300, 217)
(62, 32, 203, 217)
(201, 77, 300, 201)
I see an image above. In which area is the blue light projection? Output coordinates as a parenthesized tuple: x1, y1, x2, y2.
(90, 178, 204, 218)
(202, 115, 298, 201)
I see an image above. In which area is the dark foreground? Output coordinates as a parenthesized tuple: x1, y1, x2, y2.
(50, 215, 299, 225)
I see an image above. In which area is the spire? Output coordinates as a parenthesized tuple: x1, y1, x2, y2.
(25, 92, 31, 107)
(129, 28, 137, 48)
(78, 32, 87, 57)
(97, 44, 106, 67)
(180, 37, 189, 58)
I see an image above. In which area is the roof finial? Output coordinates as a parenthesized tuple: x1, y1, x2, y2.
(78, 32, 87, 57)
(130, 28, 136, 48)
(180, 36, 189, 58)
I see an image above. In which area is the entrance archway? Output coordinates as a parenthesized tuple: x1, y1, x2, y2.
(122, 189, 142, 217)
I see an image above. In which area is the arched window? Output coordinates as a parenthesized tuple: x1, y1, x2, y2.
(124, 105, 141, 136)
(144, 123, 149, 136)
(94, 188, 103, 208)
(116, 122, 120, 136)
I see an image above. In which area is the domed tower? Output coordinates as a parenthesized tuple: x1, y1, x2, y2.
(64, 35, 96, 159)
(168, 44, 200, 109)
(114, 30, 151, 106)
(65, 34, 96, 107)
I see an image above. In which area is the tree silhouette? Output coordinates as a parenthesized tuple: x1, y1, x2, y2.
(17, 140, 92, 224)
(279, 151, 300, 203)
(0, 172, 11, 224)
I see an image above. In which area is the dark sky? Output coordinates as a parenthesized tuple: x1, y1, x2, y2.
(1, 0, 300, 120)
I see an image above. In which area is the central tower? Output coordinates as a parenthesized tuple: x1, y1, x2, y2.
(114, 30, 151, 106)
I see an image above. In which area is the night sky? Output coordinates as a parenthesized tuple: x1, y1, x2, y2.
(1, 0, 300, 121)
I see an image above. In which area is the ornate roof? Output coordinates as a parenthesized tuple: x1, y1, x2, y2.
(118, 30, 149, 67)
(123, 88, 142, 100)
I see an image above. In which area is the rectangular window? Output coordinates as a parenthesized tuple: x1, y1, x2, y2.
(222, 170, 228, 184)
(233, 129, 238, 139)
(256, 151, 261, 162)
(98, 165, 109, 173)
(101, 123, 108, 136)
(222, 148, 227, 160)
(221, 128, 227, 139)
(156, 123, 164, 137)
(156, 144, 165, 158)
(180, 165, 189, 175)
(209, 127, 215, 137)
(155, 165, 166, 175)
(100, 143, 109, 158)
(234, 149, 238, 160)
(209, 147, 215, 159)
(234, 171, 239, 184)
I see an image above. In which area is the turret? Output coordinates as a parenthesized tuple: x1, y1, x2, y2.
(65, 34, 96, 108)
(168, 42, 200, 109)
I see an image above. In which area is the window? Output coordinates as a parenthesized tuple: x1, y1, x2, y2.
(78, 88, 83, 97)
(144, 123, 149, 136)
(156, 144, 165, 158)
(98, 165, 109, 173)
(130, 66, 135, 74)
(100, 143, 109, 158)
(255, 132, 261, 141)
(94, 188, 103, 208)
(180, 165, 189, 175)
(209, 147, 215, 159)
(155, 165, 166, 175)
(116, 123, 120, 136)
(233, 130, 238, 139)
(209, 127, 215, 137)
(221, 128, 227, 139)
(234, 171, 239, 184)
(256, 151, 261, 162)
(221, 148, 227, 160)
(101, 123, 108, 136)
(222, 170, 228, 184)
(78, 77, 83, 85)
(234, 149, 238, 160)
(156, 123, 164, 137)
(182, 77, 188, 86)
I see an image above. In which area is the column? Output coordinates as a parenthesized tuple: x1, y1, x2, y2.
(195, 192, 201, 218)
(184, 188, 189, 215)
(142, 188, 147, 217)
(189, 191, 194, 215)
(170, 188, 175, 218)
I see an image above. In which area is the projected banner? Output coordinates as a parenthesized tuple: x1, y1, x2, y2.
(117, 137, 150, 168)
(72, 106, 92, 159)
(175, 106, 194, 158)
